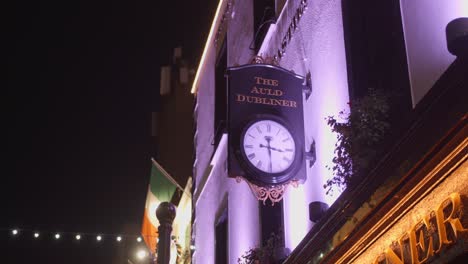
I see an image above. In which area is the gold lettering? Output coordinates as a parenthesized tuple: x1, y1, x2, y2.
(272, 99, 282, 106)
(236, 94, 245, 102)
(409, 216, 434, 263)
(234, 93, 297, 108)
(385, 247, 404, 264)
(250, 86, 260, 94)
(250, 86, 283, 97)
(254, 76, 279, 86)
(373, 254, 386, 264)
(376, 193, 467, 263)
(435, 193, 468, 252)
(254, 76, 262, 84)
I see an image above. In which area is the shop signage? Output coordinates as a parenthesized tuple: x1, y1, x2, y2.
(226, 64, 306, 190)
(374, 192, 468, 264)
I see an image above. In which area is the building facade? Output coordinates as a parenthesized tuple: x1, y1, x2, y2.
(191, 0, 467, 263)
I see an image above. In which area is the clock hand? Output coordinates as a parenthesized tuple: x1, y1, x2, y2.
(260, 143, 285, 152)
(265, 136, 273, 173)
(269, 146, 284, 152)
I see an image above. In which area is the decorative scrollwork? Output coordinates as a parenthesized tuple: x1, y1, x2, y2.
(235, 177, 300, 205)
(251, 55, 265, 64)
(250, 55, 279, 66)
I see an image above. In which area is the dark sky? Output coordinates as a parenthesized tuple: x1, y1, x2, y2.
(4, 0, 216, 263)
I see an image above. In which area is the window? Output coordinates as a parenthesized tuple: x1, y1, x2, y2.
(260, 200, 284, 249)
(341, 0, 412, 127)
(215, 207, 228, 264)
(252, 0, 276, 52)
(213, 38, 227, 146)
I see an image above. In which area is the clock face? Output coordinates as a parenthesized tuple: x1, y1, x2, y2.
(242, 119, 296, 174)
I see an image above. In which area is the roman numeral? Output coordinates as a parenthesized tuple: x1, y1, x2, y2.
(267, 124, 271, 132)
(248, 153, 256, 159)
(285, 148, 293, 152)
(245, 145, 253, 148)
(248, 134, 255, 139)
(256, 160, 262, 168)
(256, 126, 262, 133)
(283, 157, 291, 162)
(282, 137, 290, 142)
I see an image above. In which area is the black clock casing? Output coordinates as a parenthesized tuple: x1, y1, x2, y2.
(226, 64, 306, 186)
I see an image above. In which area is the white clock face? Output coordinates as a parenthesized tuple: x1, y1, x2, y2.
(242, 120, 296, 173)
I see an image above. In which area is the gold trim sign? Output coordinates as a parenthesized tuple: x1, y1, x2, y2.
(374, 193, 468, 264)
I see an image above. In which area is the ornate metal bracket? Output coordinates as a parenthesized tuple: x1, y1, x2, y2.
(236, 176, 299, 205)
(303, 71, 312, 100)
(251, 55, 279, 66)
(305, 139, 316, 168)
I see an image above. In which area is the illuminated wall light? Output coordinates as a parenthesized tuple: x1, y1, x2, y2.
(75, 234, 81, 240)
(55, 233, 61, 239)
(190, 245, 196, 251)
(34, 232, 40, 238)
(116, 236, 122, 242)
(96, 235, 102, 241)
(136, 237, 142, 242)
(12, 229, 18, 235)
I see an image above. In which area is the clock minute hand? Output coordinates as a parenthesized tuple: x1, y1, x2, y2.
(265, 136, 273, 173)
(269, 146, 284, 152)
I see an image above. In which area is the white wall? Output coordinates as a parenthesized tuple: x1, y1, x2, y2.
(193, 1, 261, 261)
(260, 0, 350, 250)
(400, 0, 468, 106)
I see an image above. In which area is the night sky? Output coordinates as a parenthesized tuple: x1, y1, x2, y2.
(4, 0, 216, 263)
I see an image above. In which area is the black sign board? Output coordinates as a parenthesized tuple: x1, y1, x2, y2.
(227, 64, 306, 186)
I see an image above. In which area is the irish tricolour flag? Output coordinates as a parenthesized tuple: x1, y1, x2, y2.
(141, 159, 177, 254)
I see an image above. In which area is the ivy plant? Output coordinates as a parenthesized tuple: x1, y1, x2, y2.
(324, 88, 390, 194)
(237, 233, 283, 264)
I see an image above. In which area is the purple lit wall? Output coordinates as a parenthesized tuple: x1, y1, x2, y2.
(260, 0, 350, 250)
(193, 1, 262, 263)
(228, 181, 261, 264)
(400, 0, 468, 106)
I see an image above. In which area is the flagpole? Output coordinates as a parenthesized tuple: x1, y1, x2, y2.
(151, 158, 189, 196)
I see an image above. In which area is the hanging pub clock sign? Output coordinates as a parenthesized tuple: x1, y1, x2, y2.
(227, 62, 309, 204)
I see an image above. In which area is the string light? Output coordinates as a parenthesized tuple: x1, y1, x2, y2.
(4, 227, 154, 246)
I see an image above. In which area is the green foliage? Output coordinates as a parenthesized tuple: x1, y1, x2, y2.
(324, 88, 390, 194)
(237, 233, 282, 264)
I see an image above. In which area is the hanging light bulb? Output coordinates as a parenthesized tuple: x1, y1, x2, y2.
(34, 232, 40, 238)
(12, 229, 19, 235)
(136, 236, 142, 242)
(55, 233, 61, 239)
(116, 236, 122, 242)
(96, 235, 102, 241)
(75, 234, 81, 240)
